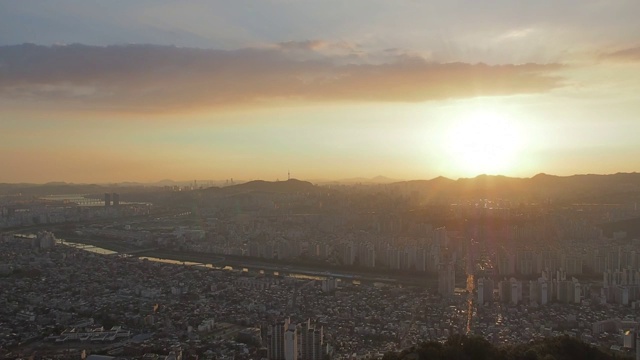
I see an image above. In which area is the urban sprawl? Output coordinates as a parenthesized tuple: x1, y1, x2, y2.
(2, 180, 640, 359)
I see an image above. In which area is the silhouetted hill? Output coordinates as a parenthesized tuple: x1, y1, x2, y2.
(203, 179, 316, 195)
(383, 335, 626, 360)
(389, 172, 640, 202)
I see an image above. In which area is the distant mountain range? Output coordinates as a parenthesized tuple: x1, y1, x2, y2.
(2, 173, 640, 203)
(387, 172, 640, 202)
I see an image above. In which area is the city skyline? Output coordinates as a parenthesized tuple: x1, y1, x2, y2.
(2, 1, 640, 183)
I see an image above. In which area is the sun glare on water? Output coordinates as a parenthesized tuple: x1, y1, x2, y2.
(444, 109, 525, 176)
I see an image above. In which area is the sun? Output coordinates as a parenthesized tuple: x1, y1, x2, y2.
(444, 109, 524, 176)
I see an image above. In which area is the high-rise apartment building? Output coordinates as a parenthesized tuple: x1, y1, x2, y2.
(438, 262, 455, 297)
(529, 278, 549, 305)
(268, 319, 325, 360)
(477, 277, 494, 305)
(499, 278, 521, 305)
(284, 324, 297, 360)
(267, 318, 290, 360)
(299, 319, 324, 360)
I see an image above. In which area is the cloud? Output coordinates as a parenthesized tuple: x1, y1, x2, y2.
(0, 43, 565, 112)
(277, 40, 327, 51)
(601, 46, 640, 62)
(495, 28, 536, 42)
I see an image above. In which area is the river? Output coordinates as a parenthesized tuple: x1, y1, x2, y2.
(59, 239, 371, 285)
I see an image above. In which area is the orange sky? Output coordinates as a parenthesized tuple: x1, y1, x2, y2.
(1, 1, 640, 183)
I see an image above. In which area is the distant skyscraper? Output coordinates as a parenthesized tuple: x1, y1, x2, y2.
(104, 193, 111, 207)
(112, 193, 120, 206)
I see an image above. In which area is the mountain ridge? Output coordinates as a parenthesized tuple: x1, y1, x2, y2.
(1, 173, 639, 201)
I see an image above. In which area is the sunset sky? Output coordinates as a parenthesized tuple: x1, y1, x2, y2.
(1, 1, 640, 183)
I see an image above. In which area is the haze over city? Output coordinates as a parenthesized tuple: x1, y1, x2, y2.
(4, 2, 640, 360)
(2, 1, 640, 183)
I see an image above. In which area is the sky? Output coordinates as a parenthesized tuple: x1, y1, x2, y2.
(1, 0, 640, 183)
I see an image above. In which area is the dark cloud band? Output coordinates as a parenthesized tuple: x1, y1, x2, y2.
(0, 43, 564, 112)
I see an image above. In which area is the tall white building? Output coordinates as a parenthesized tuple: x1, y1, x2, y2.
(541, 280, 549, 305)
(530, 277, 550, 305)
(573, 278, 582, 304)
(477, 278, 494, 305)
(268, 318, 326, 360)
(555, 277, 581, 304)
(510, 280, 520, 305)
(438, 262, 455, 297)
(284, 324, 297, 360)
(341, 242, 355, 266)
(499, 278, 521, 305)
(267, 318, 290, 360)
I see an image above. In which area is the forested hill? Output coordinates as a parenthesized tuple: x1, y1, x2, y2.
(381, 335, 628, 360)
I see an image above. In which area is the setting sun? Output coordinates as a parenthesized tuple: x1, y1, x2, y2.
(445, 109, 524, 176)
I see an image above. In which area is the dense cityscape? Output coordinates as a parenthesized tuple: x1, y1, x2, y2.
(2, 175, 640, 359)
(3, 1, 640, 359)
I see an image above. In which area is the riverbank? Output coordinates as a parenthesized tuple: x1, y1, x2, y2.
(59, 236, 441, 287)
(134, 249, 440, 286)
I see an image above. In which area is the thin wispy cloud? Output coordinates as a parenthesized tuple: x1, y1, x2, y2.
(601, 46, 640, 62)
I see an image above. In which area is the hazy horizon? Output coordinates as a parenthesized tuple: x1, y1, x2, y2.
(2, 1, 640, 183)
(4, 171, 640, 186)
